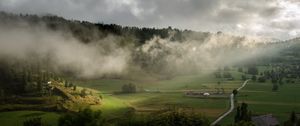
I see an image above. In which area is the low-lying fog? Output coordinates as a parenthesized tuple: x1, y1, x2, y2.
(0, 19, 286, 79)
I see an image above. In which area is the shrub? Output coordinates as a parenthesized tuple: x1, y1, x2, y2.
(58, 108, 105, 126)
(117, 109, 210, 126)
(251, 75, 257, 81)
(23, 117, 42, 126)
(223, 72, 232, 78)
(272, 84, 279, 91)
(257, 76, 266, 83)
(121, 83, 136, 93)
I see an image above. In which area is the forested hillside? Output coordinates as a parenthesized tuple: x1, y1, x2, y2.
(1, 11, 300, 97)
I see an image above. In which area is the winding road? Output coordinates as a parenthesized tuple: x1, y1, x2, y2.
(210, 80, 250, 126)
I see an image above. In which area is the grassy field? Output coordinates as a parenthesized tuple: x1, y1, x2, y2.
(0, 69, 245, 125)
(75, 79, 135, 93)
(75, 70, 245, 122)
(91, 94, 130, 118)
(113, 92, 229, 119)
(220, 81, 300, 125)
(75, 70, 244, 93)
(0, 111, 60, 126)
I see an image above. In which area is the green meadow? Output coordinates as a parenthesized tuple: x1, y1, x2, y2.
(0, 69, 246, 125)
(221, 81, 300, 125)
(0, 111, 60, 126)
(76, 70, 245, 122)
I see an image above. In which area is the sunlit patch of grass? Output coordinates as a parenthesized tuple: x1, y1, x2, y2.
(90, 94, 131, 118)
(73, 71, 245, 122)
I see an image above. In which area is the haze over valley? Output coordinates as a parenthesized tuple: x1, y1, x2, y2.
(0, 0, 300, 126)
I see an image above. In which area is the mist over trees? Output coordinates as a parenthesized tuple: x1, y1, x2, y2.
(1, 10, 300, 126)
(0, 11, 300, 95)
(1, 11, 299, 98)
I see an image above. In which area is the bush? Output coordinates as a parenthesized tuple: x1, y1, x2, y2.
(248, 66, 258, 75)
(232, 89, 238, 96)
(214, 72, 222, 78)
(23, 117, 42, 126)
(251, 75, 257, 81)
(117, 109, 210, 126)
(58, 108, 105, 126)
(257, 76, 266, 83)
(121, 83, 136, 93)
(271, 78, 278, 84)
(272, 84, 279, 91)
(80, 88, 88, 97)
(223, 72, 232, 78)
(241, 75, 247, 81)
(238, 67, 243, 72)
(58, 108, 210, 126)
(151, 110, 209, 126)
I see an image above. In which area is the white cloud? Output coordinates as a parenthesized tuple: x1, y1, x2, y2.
(0, 0, 299, 40)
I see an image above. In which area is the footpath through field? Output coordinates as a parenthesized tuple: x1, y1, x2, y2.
(210, 80, 250, 126)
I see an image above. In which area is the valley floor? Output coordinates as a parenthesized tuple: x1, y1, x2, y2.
(2, 68, 278, 126)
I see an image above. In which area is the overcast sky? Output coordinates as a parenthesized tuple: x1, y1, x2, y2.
(1, 0, 300, 40)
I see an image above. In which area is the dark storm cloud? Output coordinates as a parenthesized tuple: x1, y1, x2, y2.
(0, 0, 299, 39)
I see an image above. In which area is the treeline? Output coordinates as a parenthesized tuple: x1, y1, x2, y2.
(25, 107, 210, 126)
(234, 103, 252, 124)
(121, 83, 137, 93)
(245, 64, 300, 91)
(0, 61, 75, 96)
(214, 66, 234, 80)
(0, 11, 199, 45)
(21, 106, 300, 126)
